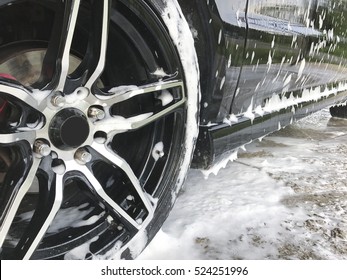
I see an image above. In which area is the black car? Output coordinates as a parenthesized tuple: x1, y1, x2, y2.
(0, 0, 347, 259)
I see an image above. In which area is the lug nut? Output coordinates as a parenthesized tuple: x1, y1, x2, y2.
(74, 148, 92, 165)
(88, 107, 105, 120)
(51, 92, 65, 108)
(33, 140, 51, 158)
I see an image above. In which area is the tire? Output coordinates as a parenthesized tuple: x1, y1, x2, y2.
(330, 105, 347, 118)
(0, 0, 199, 259)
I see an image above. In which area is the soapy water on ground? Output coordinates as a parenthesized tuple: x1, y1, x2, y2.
(140, 109, 347, 260)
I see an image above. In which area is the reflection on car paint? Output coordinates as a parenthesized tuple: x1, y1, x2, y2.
(192, 0, 347, 168)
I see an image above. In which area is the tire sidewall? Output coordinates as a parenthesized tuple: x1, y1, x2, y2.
(123, 0, 200, 259)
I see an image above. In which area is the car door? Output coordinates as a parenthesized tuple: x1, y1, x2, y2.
(235, 0, 314, 112)
(232, 0, 347, 133)
(213, 0, 248, 122)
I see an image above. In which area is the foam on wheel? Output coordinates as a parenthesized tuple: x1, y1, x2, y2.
(0, 0, 199, 259)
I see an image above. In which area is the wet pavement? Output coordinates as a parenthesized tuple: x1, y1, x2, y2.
(141, 109, 347, 260)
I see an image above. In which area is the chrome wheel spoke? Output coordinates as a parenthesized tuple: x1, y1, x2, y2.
(94, 112, 154, 134)
(0, 82, 39, 109)
(81, 142, 155, 227)
(0, 82, 46, 130)
(95, 79, 184, 106)
(96, 99, 185, 134)
(37, 0, 81, 91)
(77, 165, 141, 230)
(82, 0, 109, 89)
(18, 173, 64, 260)
(0, 157, 41, 250)
(0, 131, 36, 145)
(91, 142, 154, 213)
(93, 80, 186, 134)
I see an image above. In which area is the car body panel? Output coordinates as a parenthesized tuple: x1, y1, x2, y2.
(186, 0, 347, 168)
(176, 0, 228, 125)
(213, 0, 248, 122)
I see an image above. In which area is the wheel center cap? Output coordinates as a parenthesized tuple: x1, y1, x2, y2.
(49, 108, 90, 150)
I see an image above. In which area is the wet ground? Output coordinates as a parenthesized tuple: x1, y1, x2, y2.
(140, 109, 347, 260)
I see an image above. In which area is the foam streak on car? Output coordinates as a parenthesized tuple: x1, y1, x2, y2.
(0, 0, 347, 259)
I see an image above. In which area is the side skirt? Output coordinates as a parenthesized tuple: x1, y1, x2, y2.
(192, 88, 347, 169)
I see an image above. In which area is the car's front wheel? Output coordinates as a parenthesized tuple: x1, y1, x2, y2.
(0, 0, 199, 259)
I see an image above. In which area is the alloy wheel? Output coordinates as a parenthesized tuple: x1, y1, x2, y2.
(0, 0, 190, 259)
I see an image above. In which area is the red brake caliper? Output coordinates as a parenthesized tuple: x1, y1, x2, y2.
(0, 73, 16, 121)
(0, 73, 16, 81)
